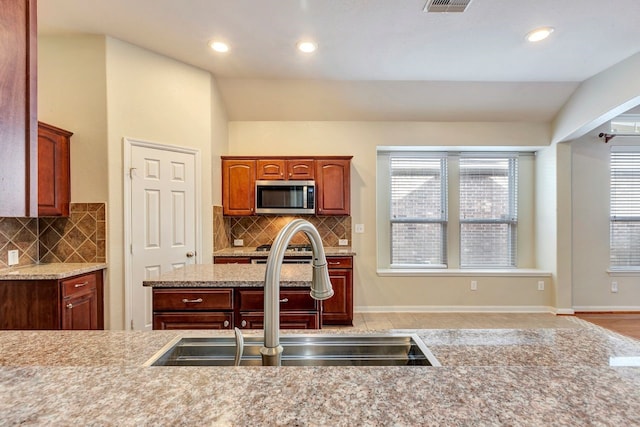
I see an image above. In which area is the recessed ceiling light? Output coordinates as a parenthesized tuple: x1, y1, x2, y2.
(296, 41, 317, 53)
(526, 26, 554, 42)
(209, 41, 229, 53)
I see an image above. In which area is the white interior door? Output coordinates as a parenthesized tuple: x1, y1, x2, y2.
(127, 141, 199, 330)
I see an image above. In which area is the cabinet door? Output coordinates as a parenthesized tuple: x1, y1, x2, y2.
(222, 159, 256, 215)
(286, 159, 315, 180)
(256, 159, 286, 180)
(322, 269, 353, 325)
(62, 289, 98, 330)
(0, 0, 37, 217)
(38, 122, 72, 216)
(238, 312, 319, 329)
(315, 159, 350, 215)
(153, 312, 233, 330)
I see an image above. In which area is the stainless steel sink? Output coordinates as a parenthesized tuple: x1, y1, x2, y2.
(144, 333, 441, 367)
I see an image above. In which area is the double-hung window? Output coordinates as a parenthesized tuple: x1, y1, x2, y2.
(389, 154, 447, 267)
(610, 146, 640, 268)
(459, 154, 518, 267)
(378, 149, 525, 271)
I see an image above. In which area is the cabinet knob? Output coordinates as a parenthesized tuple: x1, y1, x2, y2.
(66, 303, 73, 309)
(223, 320, 230, 327)
(241, 320, 247, 328)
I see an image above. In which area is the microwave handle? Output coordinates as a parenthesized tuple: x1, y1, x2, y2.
(303, 185, 308, 209)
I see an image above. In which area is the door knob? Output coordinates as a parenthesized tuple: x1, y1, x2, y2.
(186, 251, 195, 258)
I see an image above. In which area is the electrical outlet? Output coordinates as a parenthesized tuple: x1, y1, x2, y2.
(233, 239, 244, 247)
(338, 239, 349, 246)
(470, 280, 477, 291)
(355, 224, 365, 233)
(611, 281, 618, 293)
(537, 281, 545, 291)
(8, 250, 19, 266)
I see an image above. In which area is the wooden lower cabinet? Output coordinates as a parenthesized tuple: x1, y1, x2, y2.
(153, 313, 233, 330)
(323, 256, 354, 326)
(152, 287, 321, 330)
(0, 270, 104, 330)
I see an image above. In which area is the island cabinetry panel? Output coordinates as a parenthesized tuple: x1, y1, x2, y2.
(237, 288, 320, 329)
(0, 0, 38, 217)
(213, 257, 251, 264)
(0, 270, 104, 330)
(323, 256, 354, 325)
(222, 159, 256, 216)
(152, 288, 234, 330)
(315, 159, 351, 215)
(38, 122, 73, 217)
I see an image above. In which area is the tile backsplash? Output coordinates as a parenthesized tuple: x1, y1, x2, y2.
(227, 215, 351, 248)
(0, 203, 107, 269)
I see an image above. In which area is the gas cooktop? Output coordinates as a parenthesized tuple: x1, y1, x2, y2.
(256, 244, 312, 252)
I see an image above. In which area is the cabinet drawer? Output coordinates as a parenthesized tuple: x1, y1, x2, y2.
(62, 273, 97, 297)
(237, 289, 317, 311)
(326, 257, 352, 269)
(238, 312, 319, 330)
(213, 257, 251, 264)
(153, 289, 233, 311)
(153, 312, 233, 330)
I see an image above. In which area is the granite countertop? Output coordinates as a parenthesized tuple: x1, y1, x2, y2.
(0, 263, 108, 280)
(143, 263, 312, 288)
(1, 319, 639, 425)
(214, 246, 356, 257)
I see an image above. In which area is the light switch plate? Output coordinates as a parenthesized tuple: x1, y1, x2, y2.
(355, 224, 365, 233)
(338, 239, 349, 246)
(8, 250, 19, 266)
(233, 239, 244, 247)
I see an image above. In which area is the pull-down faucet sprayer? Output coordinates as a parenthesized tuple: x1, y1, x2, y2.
(260, 219, 334, 366)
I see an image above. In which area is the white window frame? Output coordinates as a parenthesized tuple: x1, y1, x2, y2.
(609, 145, 640, 270)
(377, 148, 535, 274)
(459, 153, 518, 268)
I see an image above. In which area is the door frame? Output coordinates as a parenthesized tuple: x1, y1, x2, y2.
(123, 137, 202, 330)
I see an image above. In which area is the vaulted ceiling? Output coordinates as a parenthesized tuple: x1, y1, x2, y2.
(38, 0, 640, 121)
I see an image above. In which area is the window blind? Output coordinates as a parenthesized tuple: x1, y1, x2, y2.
(459, 155, 518, 267)
(610, 147, 640, 267)
(389, 154, 447, 267)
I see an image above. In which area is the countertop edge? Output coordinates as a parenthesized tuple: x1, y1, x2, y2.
(0, 263, 108, 280)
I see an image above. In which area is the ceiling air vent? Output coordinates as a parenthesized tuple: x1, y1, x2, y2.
(424, 0, 473, 13)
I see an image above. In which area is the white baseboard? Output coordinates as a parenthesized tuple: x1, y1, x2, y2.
(573, 306, 640, 312)
(355, 305, 557, 314)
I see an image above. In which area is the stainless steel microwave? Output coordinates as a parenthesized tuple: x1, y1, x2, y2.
(255, 180, 315, 214)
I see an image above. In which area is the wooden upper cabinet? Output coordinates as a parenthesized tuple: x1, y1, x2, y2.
(38, 122, 73, 217)
(0, 0, 38, 217)
(222, 159, 256, 216)
(286, 159, 315, 180)
(256, 159, 315, 180)
(316, 158, 351, 215)
(256, 159, 285, 180)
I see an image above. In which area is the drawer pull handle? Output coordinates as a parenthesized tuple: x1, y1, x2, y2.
(74, 282, 89, 288)
(181, 298, 203, 303)
(279, 298, 289, 303)
(66, 303, 73, 309)
(328, 261, 340, 265)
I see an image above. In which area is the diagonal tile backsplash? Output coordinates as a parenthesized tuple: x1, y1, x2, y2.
(0, 203, 107, 269)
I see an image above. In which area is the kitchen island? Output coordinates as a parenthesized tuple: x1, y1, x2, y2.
(1, 319, 639, 425)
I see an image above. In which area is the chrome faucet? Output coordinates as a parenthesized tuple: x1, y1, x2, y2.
(260, 219, 334, 366)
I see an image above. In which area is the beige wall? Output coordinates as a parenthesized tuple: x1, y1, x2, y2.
(229, 121, 554, 311)
(38, 35, 108, 203)
(105, 37, 216, 329)
(572, 125, 640, 309)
